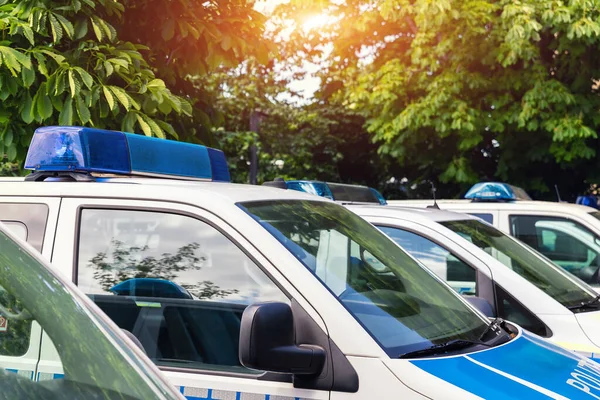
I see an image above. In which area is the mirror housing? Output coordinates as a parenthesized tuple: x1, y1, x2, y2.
(239, 302, 325, 375)
(464, 296, 495, 318)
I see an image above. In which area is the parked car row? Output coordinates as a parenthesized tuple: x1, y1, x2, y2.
(2, 126, 600, 399)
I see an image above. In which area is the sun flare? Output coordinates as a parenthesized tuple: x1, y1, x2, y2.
(301, 13, 336, 33)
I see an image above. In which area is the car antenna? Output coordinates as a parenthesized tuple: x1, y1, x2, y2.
(426, 181, 440, 209)
(555, 184, 563, 203)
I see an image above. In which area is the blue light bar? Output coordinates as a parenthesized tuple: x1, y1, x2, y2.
(464, 182, 531, 201)
(24, 126, 230, 182)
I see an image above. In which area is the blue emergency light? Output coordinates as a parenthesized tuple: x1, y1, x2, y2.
(464, 182, 531, 201)
(24, 126, 230, 182)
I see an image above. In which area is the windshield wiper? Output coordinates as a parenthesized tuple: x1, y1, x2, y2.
(399, 339, 487, 359)
(478, 317, 510, 343)
(567, 295, 600, 311)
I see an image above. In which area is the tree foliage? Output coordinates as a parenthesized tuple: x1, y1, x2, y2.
(204, 59, 344, 183)
(277, 0, 600, 197)
(0, 0, 193, 164)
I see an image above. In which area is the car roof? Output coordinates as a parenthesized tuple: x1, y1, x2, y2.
(0, 177, 327, 204)
(347, 204, 478, 223)
(388, 199, 598, 213)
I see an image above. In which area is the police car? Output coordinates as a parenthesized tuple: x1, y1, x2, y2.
(390, 182, 600, 288)
(3, 126, 600, 399)
(0, 220, 184, 399)
(349, 204, 600, 360)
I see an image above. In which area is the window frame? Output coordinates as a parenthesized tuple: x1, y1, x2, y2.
(73, 204, 295, 381)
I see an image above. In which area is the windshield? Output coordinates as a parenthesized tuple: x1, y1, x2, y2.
(239, 200, 489, 357)
(0, 228, 178, 399)
(441, 219, 597, 310)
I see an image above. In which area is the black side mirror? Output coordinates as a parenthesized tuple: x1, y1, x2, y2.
(464, 296, 496, 318)
(239, 302, 325, 375)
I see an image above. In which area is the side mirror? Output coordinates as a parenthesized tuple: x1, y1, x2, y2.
(464, 296, 495, 318)
(239, 302, 325, 375)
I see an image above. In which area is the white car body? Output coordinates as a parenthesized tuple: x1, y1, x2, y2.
(4, 127, 600, 399)
(389, 198, 600, 290)
(349, 205, 600, 358)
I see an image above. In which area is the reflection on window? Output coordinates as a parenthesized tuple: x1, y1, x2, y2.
(240, 200, 489, 358)
(510, 215, 600, 286)
(78, 209, 287, 373)
(377, 226, 476, 295)
(494, 284, 548, 337)
(0, 287, 32, 357)
(442, 219, 596, 310)
(468, 213, 493, 224)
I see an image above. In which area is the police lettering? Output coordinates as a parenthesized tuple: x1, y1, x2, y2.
(568, 359, 600, 398)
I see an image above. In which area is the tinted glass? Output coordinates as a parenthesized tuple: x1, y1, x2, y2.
(327, 183, 380, 203)
(442, 219, 596, 310)
(377, 226, 477, 295)
(495, 285, 548, 337)
(0, 229, 178, 399)
(469, 213, 494, 224)
(78, 209, 287, 373)
(512, 215, 600, 286)
(240, 200, 488, 358)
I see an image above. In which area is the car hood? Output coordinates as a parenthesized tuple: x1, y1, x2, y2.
(576, 310, 600, 350)
(385, 331, 600, 399)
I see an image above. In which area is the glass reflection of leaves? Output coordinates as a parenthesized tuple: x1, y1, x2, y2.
(88, 239, 238, 299)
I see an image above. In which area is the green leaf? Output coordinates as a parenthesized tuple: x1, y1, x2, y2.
(108, 86, 131, 110)
(147, 79, 166, 89)
(49, 14, 63, 43)
(75, 95, 90, 123)
(6, 143, 16, 162)
(74, 19, 88, 40)
(0, 46, 31, 75)
(20, 93, 33, 123)
(103, 85, 115, 109)
(22, 25, 35, 46)
(4, 128, 13, 147)
(59, 97, 73, 125)
(135, 113, 153, 136)
(68, 70, 77, 97)
(104, 60, 113, 77)
(90, 17, 103, 41)
(54, 13, 74, 39)
(162, 19, 175, 41)
(75, 67, 93, 89)
(21, 67, 35, 88)
(36, 90, 53, 119)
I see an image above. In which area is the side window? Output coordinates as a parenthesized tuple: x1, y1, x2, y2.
(377, 226, 477, 295)
(469, 213, 494, 224)
(77, 209, 288, 374)
(494, 284, 549, 337)
(510, 215, 600, 284)
(0, 203, 48, 358)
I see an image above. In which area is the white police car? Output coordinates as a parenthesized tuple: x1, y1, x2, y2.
(349, 205, 600, 359)
(2, 126, 600, 399)
(390, 182, 600, 289)
(0, 220, 184, 399)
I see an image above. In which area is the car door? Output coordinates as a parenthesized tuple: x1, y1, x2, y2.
(0, 199, 60, 381)
(51, 197, 331, 400)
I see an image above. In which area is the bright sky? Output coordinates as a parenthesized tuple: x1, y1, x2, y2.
(253, 0, 327, 102)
